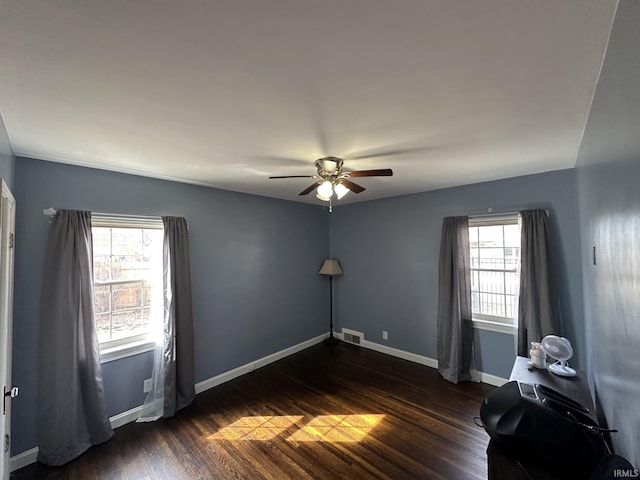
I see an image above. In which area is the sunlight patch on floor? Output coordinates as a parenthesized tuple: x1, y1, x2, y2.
(208, 414, 385, 443)
(287, 414, 386, 443)
(209, 415, 303, 441)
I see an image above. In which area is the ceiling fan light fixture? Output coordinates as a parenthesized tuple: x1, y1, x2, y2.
(270, 156, 392, 206)
(334, 182, 349, 199)
(317, 180, 333, 199)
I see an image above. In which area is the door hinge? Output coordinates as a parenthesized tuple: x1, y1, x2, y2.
(4, 434, 8, 453)
(8, 232, 14, 249)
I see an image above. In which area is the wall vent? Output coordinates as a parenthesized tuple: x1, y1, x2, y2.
(343, 332, 361, 344)
(342, 328, 363, 345)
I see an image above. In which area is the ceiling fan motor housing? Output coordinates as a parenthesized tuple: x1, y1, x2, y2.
(315, 157, 343, 177)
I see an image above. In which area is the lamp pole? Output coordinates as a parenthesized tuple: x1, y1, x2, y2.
(318, 259, 343, 346)
(325, 275, 338, 345)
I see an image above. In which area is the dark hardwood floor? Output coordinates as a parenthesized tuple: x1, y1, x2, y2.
(13, 342, 495, 479)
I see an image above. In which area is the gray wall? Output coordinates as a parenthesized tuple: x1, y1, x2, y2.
(575, 0, 640, 465)
(0, 112, 15, 190)
(12, 157, 329, 454)
(329, 169, 583, 380)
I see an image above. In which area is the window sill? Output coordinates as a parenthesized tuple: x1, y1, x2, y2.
(100, 339, 155, 363)
(472, 318, 515, 335)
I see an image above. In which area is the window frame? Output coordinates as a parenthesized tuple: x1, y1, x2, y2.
(468, 214, 520, 335)
(91, 214, 164, 363)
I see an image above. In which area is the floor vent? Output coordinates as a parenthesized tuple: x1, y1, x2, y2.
(342, 329, 363, 345)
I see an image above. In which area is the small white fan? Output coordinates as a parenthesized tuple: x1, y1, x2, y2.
(541, 335, 576, 377)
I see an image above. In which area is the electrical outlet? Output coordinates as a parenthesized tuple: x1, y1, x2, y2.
(143, 378, 152, 393)
(382, 331, 388, 340)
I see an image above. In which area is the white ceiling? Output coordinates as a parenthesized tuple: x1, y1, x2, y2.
(0, 0, 618, 204)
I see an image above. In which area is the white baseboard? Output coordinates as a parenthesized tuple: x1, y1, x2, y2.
(336, 332, 508, 387)
(361, 338, 439, 369)
(9, 404, 149, 472)
(472, 370, 508, 387)
(109, 405, 144, 429)
(194, 333, 327, 394)
(9, 447, 38, 472)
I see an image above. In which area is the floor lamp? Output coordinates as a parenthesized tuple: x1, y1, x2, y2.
(318, 259, 343, 345)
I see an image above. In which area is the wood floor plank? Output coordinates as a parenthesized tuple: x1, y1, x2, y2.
(12, 342, 495, 479)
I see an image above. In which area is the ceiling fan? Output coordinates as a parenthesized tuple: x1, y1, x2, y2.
(268, 157, 393, 204)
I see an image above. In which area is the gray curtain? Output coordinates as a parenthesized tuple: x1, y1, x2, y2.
(437, 216, 474, 384)
(37, 210, 113, 466)
(162, 216, 195, 416)
(517, 209, 557, 356)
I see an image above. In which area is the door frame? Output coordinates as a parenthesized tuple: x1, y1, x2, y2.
(0, 179, 16, 479)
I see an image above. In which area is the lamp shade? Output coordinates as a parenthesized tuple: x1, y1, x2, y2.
(318, 259, 343, 276)
(317, 180, 333, 199)
(334, 182, 349, 200)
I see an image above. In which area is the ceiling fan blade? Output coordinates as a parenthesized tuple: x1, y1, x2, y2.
(269, 175, 314, 179)
(347, 169, 393, 177)
(340, 179, 366, 193)
(298, 183, 318, 196)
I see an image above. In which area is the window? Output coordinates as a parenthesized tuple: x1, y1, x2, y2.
(92, 215, 164, 361)
(469, 215, 520, 333)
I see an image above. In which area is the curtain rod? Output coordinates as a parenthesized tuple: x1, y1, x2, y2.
(469, 208, 549, 219)
(41, 208, 162, 221)
(42, 208, 189, 230)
